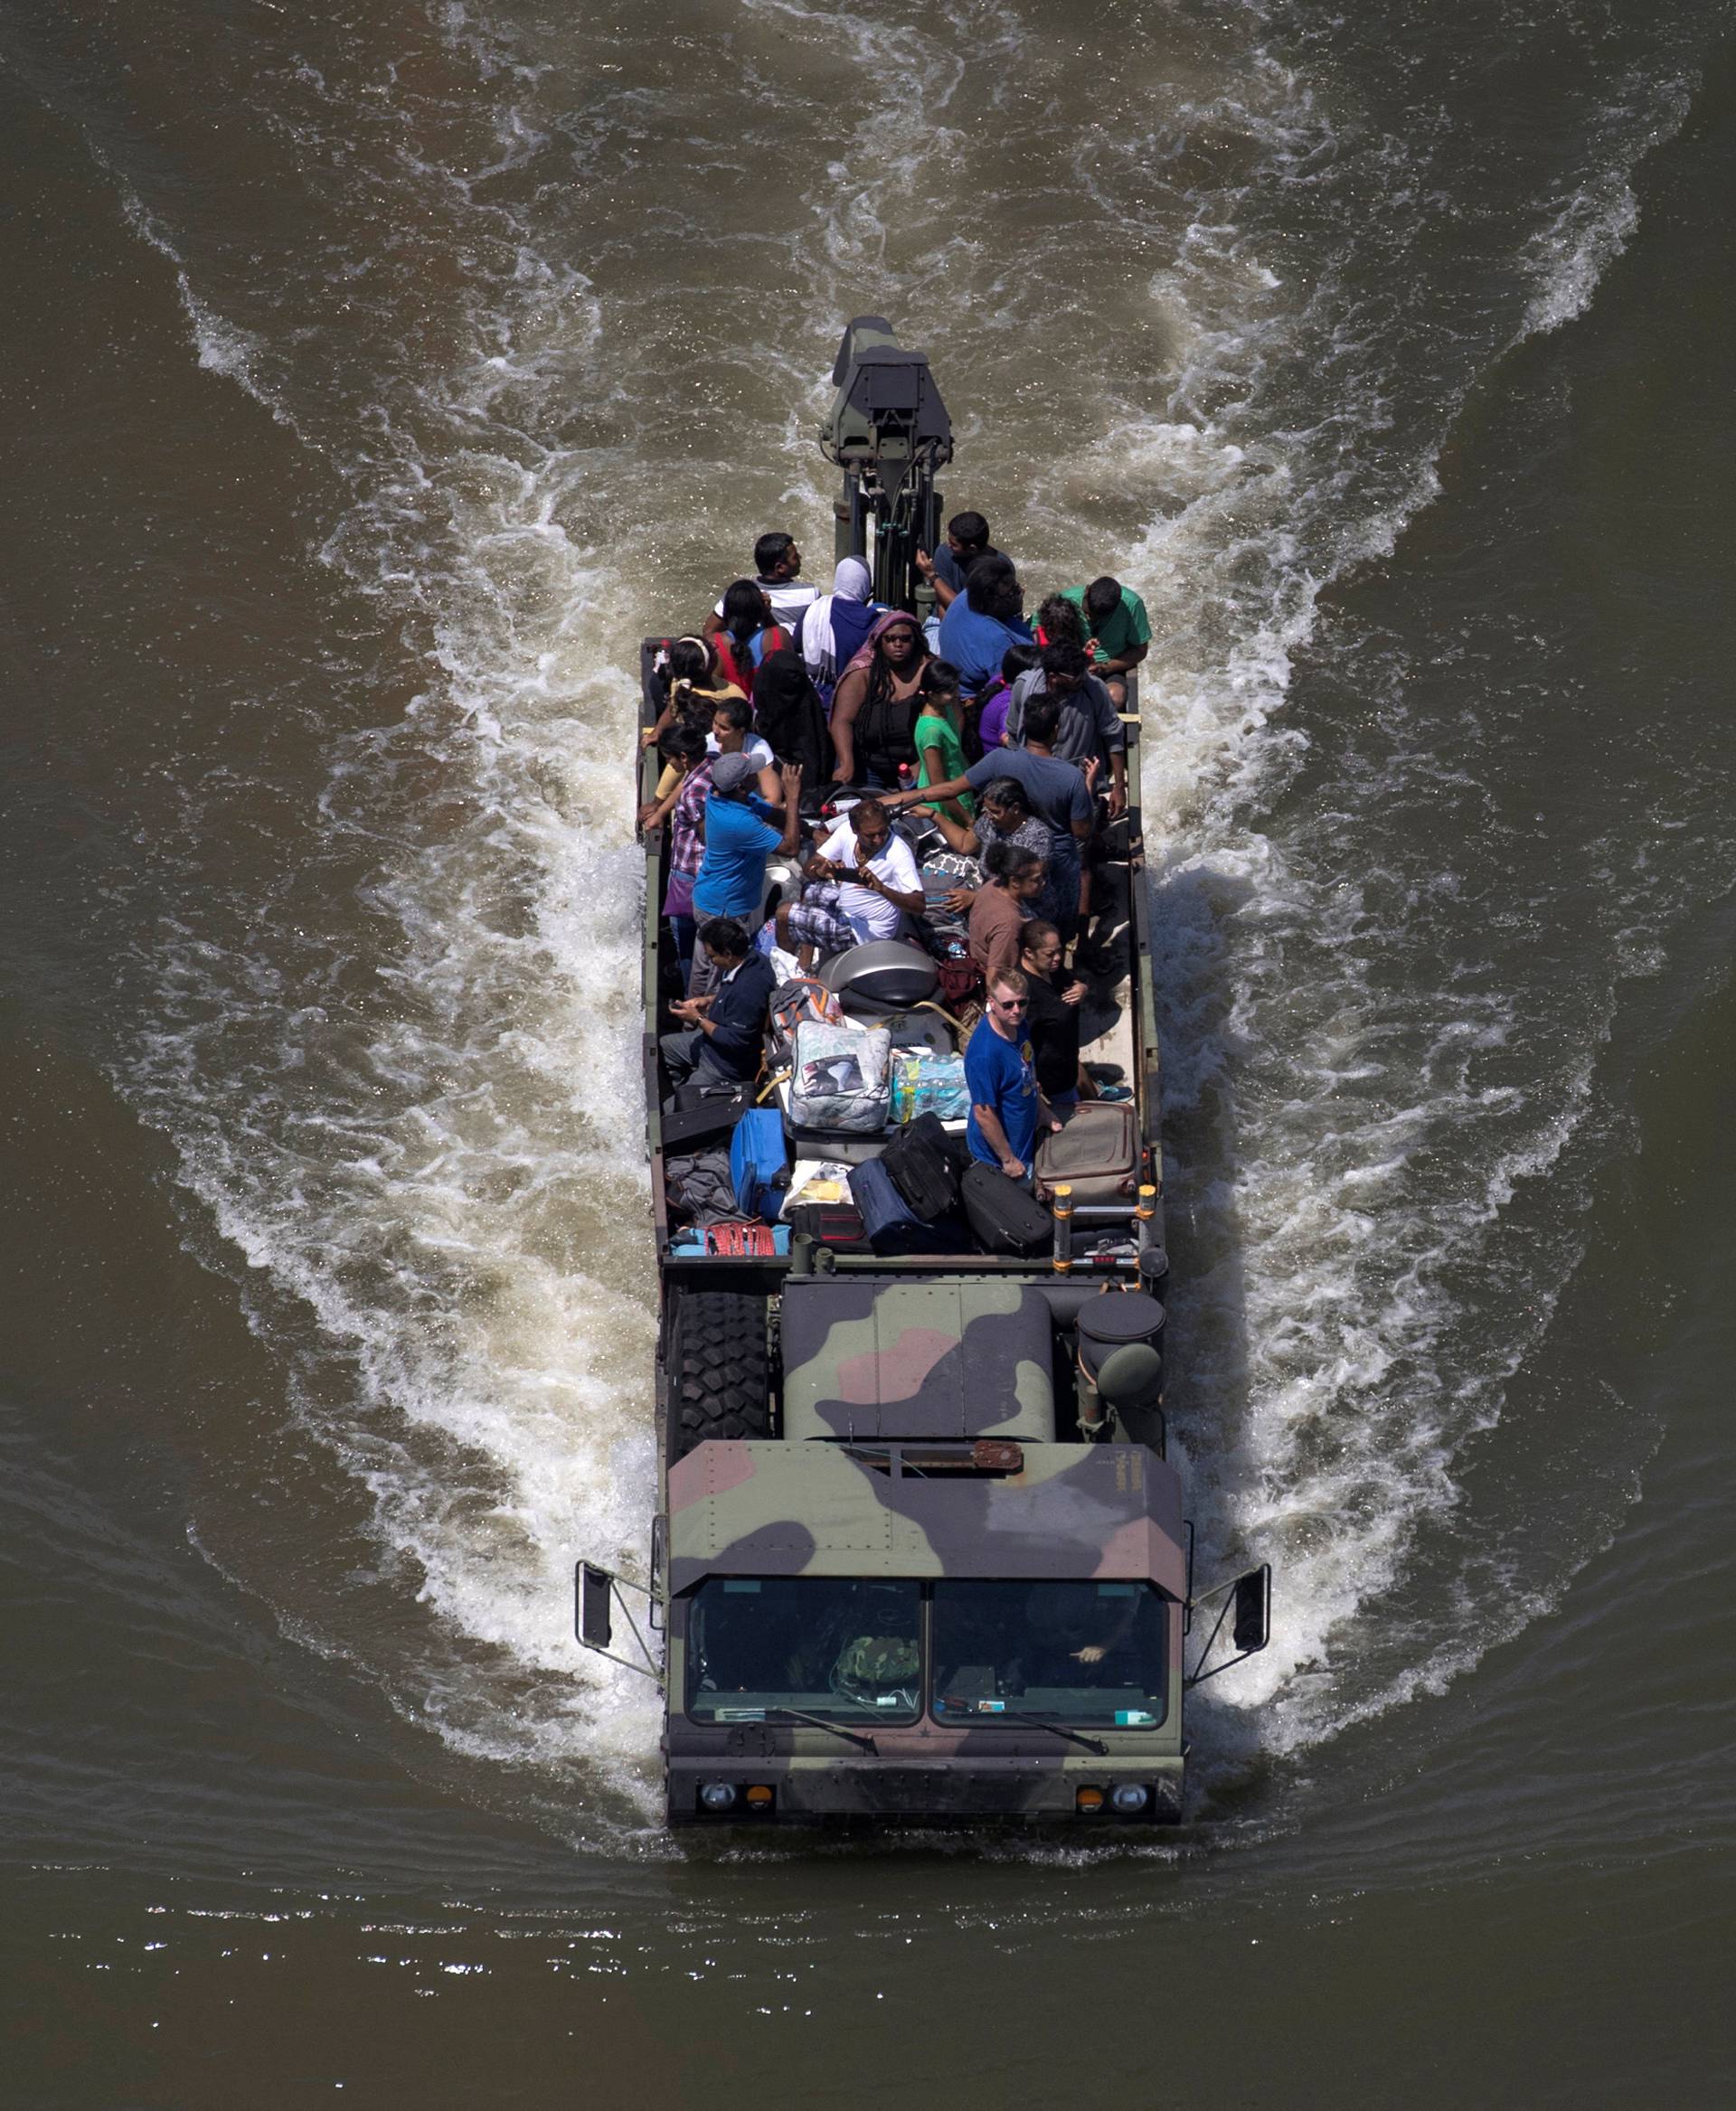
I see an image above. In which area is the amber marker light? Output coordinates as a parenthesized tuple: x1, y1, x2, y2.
(744, 1785, 776, 1811)
(1075, 1786, 1106, 1813)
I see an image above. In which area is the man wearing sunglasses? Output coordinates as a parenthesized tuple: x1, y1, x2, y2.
(964, 970, 1060, 1182)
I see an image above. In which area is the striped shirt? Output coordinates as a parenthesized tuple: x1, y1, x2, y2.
(669, 761, 713, 879)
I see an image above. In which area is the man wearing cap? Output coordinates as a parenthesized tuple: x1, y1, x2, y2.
(690, 752, 803, 996)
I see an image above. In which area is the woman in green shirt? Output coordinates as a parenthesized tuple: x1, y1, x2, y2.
(912, 660, 975, 827)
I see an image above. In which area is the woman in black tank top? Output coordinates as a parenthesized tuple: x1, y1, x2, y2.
(830, 611, 930, 788)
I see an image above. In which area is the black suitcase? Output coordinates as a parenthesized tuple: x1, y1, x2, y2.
(960, 1162, 1053, 1257)
(880, 1111, 961, 1221)
(661, 1078, 752, 1149)
(786, 1202, 874, 1253)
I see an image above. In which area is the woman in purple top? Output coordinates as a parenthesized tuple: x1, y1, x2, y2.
(974, 642, 1042, 751)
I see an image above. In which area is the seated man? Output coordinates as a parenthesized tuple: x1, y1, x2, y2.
(1059, 574, 1151, 706)
(964, 969, 1059, 1183)
(968, 842, 1045, 988)
(1003, 639, 1127, 820)
(913, 509, 1003, 613)
(661, 917, 777, 1089)
(690, 752, 803, 994)
(774, 796, 924, 968)
(704, 531, 820, 634)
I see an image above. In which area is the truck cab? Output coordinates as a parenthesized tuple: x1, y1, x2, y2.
(660, 1272, 1187, 1825)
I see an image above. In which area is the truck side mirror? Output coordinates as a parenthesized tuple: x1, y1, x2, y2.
(578, 1563, 614, 1651)
(1232, 1565, 1270, 1654)
(1185, 1560, 1273, 1688)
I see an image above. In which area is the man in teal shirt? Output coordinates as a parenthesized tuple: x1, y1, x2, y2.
(1061, 576, 1151, 707)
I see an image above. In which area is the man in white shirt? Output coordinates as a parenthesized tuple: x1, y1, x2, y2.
(773, 797, 924, 966)
(708, 532, 821, 631)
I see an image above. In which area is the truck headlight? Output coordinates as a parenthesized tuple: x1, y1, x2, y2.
(698, 1782, 738, 1812)
(1110, 1783, 1150, 1814)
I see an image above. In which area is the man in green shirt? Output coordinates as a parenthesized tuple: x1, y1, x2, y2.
(1061, 576, 1151, 707)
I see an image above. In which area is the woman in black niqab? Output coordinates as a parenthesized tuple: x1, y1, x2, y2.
(750, 649, 835, 792)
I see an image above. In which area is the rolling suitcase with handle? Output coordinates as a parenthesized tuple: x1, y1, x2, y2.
(1033, 1101, 1138, 1204)
(729, 1108, 791, 1224)
(960, 1162, 1053, 1258)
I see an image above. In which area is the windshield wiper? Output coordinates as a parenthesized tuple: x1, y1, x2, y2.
(762, 1707, 879, 1755)
(1009, 1714, 1108, 1756)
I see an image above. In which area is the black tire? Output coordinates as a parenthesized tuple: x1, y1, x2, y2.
(671, 1292, 771, 1456)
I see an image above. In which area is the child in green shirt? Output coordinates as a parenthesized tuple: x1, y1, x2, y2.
(913, 660, 976, 826)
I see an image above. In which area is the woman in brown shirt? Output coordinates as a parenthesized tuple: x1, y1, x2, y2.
(969, 841, 1047, 988)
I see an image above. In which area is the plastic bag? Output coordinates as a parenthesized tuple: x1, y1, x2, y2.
(891, 1051, 969, 1123)
(782, 1158, 857, 1214)
(789, 1021, 892, 1133)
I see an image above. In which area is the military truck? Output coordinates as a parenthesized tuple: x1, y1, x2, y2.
(577, 321, 1270, 1828)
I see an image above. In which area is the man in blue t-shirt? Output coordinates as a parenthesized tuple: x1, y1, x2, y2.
(914, 510, 1002, 612)
(692, 751, 803, 919)
(936, 552, 1033, 693)
(689, 750, 803, 994)
(964, 968, 1059, 1179)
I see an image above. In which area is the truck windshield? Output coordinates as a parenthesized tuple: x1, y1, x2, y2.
(930, 1580, 1168, 1729)
(686, 1578, 923, 1725)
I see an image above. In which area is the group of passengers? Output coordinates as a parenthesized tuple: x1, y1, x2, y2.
(642, 518, 1150, 1182)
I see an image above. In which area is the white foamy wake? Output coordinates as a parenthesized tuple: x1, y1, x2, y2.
(1054, 52, 1700, 1761)
(108, 18, 679, 1816)
(107, 0, 1703, 1830)
(1517, 71, 1693, 340)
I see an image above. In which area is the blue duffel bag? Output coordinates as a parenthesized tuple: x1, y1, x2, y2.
(847, 1157, 969, 1257)
(729, 1107, 790, 1223)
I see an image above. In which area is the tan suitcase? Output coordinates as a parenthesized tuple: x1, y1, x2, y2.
(1034, 1100, 1137, 1203)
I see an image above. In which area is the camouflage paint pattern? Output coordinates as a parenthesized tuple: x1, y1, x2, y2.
(664, 1258, 1188, 1823)
(666, 1440, 1185, 1596)
(779, 1277, 1056, 1443)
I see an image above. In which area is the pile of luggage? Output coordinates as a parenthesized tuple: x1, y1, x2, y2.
(658, 828, 1143, 1264)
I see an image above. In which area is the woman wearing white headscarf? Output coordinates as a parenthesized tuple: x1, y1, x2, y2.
(797, 555, 882, 705)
